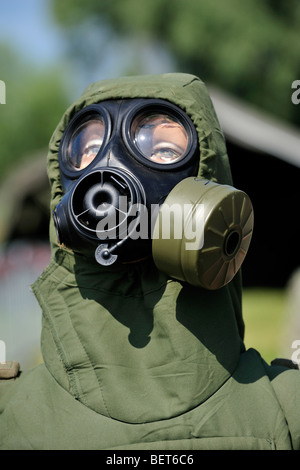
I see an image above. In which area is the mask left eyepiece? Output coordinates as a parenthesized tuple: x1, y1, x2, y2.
(60, 106, 109, 175)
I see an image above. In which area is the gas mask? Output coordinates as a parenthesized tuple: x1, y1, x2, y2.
(53, 98, 254, 290)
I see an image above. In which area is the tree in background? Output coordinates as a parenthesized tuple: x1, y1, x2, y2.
(52, 0, 300, 126)
(0, 44, 70, 183)
(0, 44, 72, 242)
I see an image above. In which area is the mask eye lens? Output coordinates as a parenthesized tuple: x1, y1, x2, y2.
(132, 113, 189, 164)
(67, 118, 105, 170)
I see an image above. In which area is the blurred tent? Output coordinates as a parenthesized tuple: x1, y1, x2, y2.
(210, 88, 300, 169)
(0, 149, 49, 244)
(209, 88, 300, 287)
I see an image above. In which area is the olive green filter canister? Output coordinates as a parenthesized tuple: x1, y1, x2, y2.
(152, 177, 254, 290)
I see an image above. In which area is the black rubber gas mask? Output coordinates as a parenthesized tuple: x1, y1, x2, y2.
(53, 98, 254, 289)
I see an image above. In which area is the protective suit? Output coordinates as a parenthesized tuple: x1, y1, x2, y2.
(1, 73, 300, 450)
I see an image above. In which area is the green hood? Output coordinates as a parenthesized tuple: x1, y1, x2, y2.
(32, 73, 245, 424)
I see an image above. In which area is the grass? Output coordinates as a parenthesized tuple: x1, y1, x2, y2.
(242, 288, 287, 364)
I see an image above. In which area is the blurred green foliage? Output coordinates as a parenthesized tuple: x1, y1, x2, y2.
(0, 44, 70, 182)
(52, 0, 300, 126)
(2, 1, 299, 182)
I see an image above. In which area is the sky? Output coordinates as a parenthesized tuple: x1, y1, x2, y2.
(0, 0, 175, 94)
(0, 0, 65, 68)
(0, 0, 116, 96)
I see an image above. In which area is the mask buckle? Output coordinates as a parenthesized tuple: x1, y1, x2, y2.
(95, 244, 118, 266)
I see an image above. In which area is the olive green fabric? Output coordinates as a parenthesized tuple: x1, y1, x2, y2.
(31, 249, 243, 423)
(1, 349, 299, 449)
(36, 73, 244, 423)
(1, 73, 300, 449)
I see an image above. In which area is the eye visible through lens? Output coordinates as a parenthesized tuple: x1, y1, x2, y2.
(132, 113, 189, 164)
(67, 118, 106, 170)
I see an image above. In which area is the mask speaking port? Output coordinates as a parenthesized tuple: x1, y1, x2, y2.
(53, 168, 145, 262)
